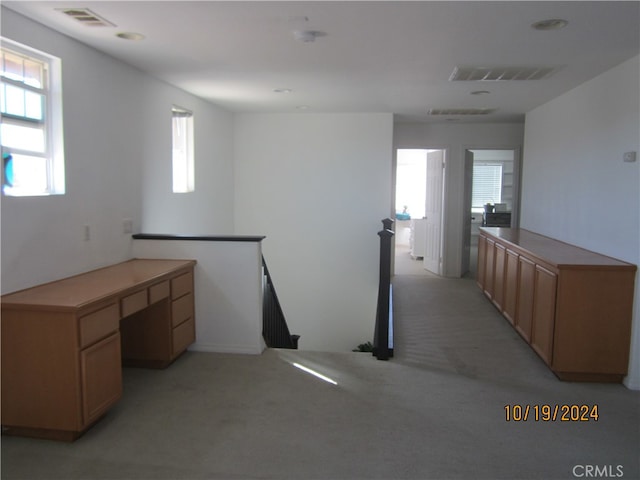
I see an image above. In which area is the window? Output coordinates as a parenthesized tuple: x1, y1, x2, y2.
(171, 106, 194, 193)
(472, 164, 502, 210)
(1, 38, 64, 196)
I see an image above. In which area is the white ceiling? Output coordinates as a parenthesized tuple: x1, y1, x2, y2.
(4, 1, 639, 123)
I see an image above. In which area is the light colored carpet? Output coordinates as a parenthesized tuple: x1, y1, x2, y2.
(2, 274, 639, 480)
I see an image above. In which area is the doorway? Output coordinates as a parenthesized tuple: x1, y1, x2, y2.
(463, 148, 520, 277)
(394, 149, 446, 276)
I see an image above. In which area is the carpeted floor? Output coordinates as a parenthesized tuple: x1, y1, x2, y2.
(1, 273, 639, 480)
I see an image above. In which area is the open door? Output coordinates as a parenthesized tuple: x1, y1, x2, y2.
(463, 148, 520, 278)
(462, 150, 475, 276)
(423, 150, 444, 275)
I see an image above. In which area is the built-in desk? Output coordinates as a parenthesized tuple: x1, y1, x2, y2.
(1, 258, 196, 441)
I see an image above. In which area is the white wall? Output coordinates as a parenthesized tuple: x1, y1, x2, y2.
(0, 8, 234, 294)
(521, 55, 640, 389)
(139, 89, 234, 234)
(132, 239, 265, 355)
(393, 122, 525, 277)
(233, 113, 393, 352)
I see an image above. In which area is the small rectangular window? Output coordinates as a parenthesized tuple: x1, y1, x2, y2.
(472, 164, 502, 209)
(1, 38, 65, 196)
(172, 106, 194, 193)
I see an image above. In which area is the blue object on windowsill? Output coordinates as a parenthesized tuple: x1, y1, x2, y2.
(395, 212, 411, 220)
(3, 152, 14, 192)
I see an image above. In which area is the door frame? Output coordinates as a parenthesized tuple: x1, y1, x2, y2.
(392, 147, 448, 276)
(462, 146, 522, 276)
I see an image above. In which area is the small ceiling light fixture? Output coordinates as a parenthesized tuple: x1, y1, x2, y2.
(116, 32, 145, 41)
(531, 18, 568, 31)
(273, 88, 293, 94)
(471, 90, 491, 95)
(292, 30, 326, 43)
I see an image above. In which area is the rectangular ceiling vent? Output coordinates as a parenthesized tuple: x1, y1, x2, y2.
(56, 8, 116, 27)
(428, 108, 496, 116)
(449, 66, 556, 81)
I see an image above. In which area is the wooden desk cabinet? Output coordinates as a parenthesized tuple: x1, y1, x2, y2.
(477, 228, 636, 382)
(1, 258, 196, 441)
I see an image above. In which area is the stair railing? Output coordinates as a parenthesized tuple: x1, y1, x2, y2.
(373, 218, 394, 360)
(262, 256, 299, 349)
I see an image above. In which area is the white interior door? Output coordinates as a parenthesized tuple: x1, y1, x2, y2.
(423, 150, 444, 275)
(462, 149, 475, 275)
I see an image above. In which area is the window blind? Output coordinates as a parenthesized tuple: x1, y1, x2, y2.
(472, 164, 502, 208)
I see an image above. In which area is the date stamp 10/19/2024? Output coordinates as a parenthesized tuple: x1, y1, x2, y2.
(504, 404, 599, 422)
(504, 405, 631, 477)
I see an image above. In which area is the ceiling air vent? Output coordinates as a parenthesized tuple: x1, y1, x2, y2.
(449, 66, 556, 81)
(428, 108, 496, 116)
(56, 8, 116, 27)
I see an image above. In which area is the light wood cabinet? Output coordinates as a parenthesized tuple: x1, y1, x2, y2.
(492, 243, 506, 311)
(530, 265, 557, 365)
(484, 237, 495, 299)
(503, 249, 519, 325)
(1, 259, 196, 440)
(476, 234, 487, 290)
(170, 271, 195, 357)
(515, 255, 535, 342)
(477, 228, 636, 382)
(81, 333, 122, 426)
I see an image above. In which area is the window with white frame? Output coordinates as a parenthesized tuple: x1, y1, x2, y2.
(472, 164, 502, 210)
(171, 106, 194, 193)
(1, 38, 65, 196)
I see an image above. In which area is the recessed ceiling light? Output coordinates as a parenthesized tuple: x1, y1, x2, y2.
(273, 88, 292, 94)
(116, 32, 145, 41)
(471, 90, 491, 95)
(531, 19, 568, 31)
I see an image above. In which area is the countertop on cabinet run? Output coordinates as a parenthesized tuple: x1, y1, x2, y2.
(2, 258, 196, 310)
(479, 227, 635, 269)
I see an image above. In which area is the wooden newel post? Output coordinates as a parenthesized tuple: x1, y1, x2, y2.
(374, 218, 394, 360)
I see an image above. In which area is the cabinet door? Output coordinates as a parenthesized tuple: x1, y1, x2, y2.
(484, 238, 495, 299)
(515, 256, 535, 342)
(531, 265, 557, 366)
(492, 243, 506, 311)
(476, 234, 486, 289)
(503, 249, 519, 325)
(81, 333, 123, 426)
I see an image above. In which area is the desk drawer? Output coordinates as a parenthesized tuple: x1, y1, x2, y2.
(171, 293, 193, 327)
(121, 290, 148, 317)
(173, 317, 195, 356)
(171, 272, 193, 299)
(80, 303, 119, 348)
(149, 280, 170, 304)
